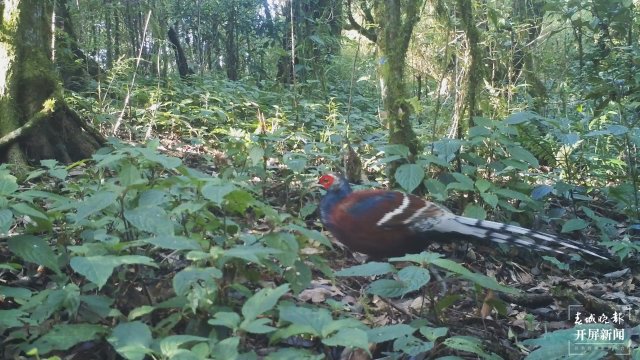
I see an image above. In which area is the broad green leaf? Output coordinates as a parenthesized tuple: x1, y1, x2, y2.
(444, 336, 496, 359)
(395, 164, 425, 193)
(283, 260, 312, 294)
(390, 251, 443, 264)
(138, 189, 169, 207)
(0, 177, 18, 195)
(75, 191, 118, 221)
(475, 179, 491, 193)
(505, 111, 538, 124)
(480, 192, 499, 208)
(29, 324, 105, 355)
(397, 266, 431, 294)
(8, 235, 60, 275)
(366, 279, 407, 297)
(531, 185, 553, 200)
(208, 311, 241, 329)
(223, 245, 281, 263)
(124, 206, 174, 235)
(462, 204, 486, 219)
(0, 208, 13, 234)
(128, 305, 155, 320)
(508, 145, 539, 167)
(240, 318, 277, 334)
(335, 262, 396, 277)
(561, 218, 588, 233)
(0, 309, 27, 328)
(119, 162, 145, 187)
(278, 305, 332, 335)
(159, 335, 208, 357)
(286, 224, 332, 248)
(248, 145, 264, 166)
(242, 284, 289, 321)
(322, 328, 370, 352)
(108, 321, 153, 360)
(494, 188, 532, 202)
(461, 272, 520, 294)
(70, 255, 157, 289)
(214, 336, 240, 360)
(173, 267, 222, 296)
(11, 203, 48, 220)
(141, 236, 201, 251)
(393, 335, 434, 356)
(367, 324, 416, 343)
(202, 183, 235, 204)
(264, 348, 323, 360)
(419, 326, 449, 341)
(425, 179, 447, 201)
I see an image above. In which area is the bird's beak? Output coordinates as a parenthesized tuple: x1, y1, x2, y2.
(310, 183, 324, 189)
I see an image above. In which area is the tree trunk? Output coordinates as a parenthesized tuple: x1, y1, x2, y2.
(374, 0, 423, 177)
(0, 0, 104, 165)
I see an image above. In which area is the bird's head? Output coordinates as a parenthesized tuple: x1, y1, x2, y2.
(317, 173, 352, 196)
(318, 173, 341, 190)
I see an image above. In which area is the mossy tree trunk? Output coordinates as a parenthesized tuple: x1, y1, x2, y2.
(348, 0, 423, 179)
(0, 0, 104, 165)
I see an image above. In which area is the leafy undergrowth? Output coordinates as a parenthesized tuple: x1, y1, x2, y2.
(2, 77, 640, 358)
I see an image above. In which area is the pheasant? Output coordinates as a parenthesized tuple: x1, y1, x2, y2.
(317, 173, 608, 260)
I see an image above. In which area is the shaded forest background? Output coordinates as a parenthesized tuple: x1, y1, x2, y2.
(1, 0, 639, 359)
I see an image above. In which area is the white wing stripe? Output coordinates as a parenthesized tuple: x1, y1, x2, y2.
(377, 194, 410, 226)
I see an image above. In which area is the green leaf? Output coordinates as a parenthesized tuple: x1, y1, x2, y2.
(248, 145, 264, 166)
(322, 328, 370, 352)
(0, 208, 13, 234)
(208, 311, 241, 330)
(11, 203, 48, 220)
(366, 324, 416, 343)
(480, 192, 499, 208)
(158, 335, 208, 357)
(419, 326, 449, 341)
(223, 245, 281, 263)
(124, 206, 174, 236)
(393, 335, 434, 356)
(0, 177, 18, 195)
(561, 218, 588, 233)
(108, 321, 153, 360)
(202, 183, 235, 205)
(286, 224, 332, 248)
(8, 235, 60, 275)
(335, 262, 396, 277)
(461, 272, 520, 294)
(140, 236, 201, 251)
(240, 318, 277, 334)
(390, 251, 443, 264)
(173, 267, 222, 296)
(0, 309, 27, 328)
(462, 204, 486, 219)
(241, 284, 289, 321)
(397, 266, 431, 294)
(425, 179, 447, 201)
(395, 164, 425, 192)
(70, 255, 157, 289)
(475, 179, 491, 193)
(278, 305, 332, 336)
(494, 188, 532, 202)
(505, 111, 538, 124)
(366, 279, 407, 297)
(29, 324, 105, 355)
(75, 191, 118, 222)
(214, 336, 239, 360)
(447, 173, 475, 191)
(508, 145, 539, 167)
(443, 336, 495, 359)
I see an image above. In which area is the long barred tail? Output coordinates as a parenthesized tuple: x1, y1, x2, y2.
(439, 215, 609, 260)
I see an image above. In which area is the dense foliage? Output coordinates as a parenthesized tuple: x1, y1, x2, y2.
(1, 0, 640, 358)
